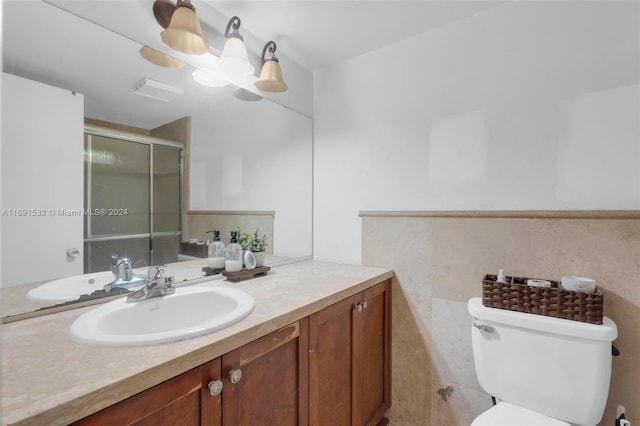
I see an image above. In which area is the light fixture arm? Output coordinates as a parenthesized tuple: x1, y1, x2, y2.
(261, 41, 279, 63)
(225, 16, 244, 41)
(176, 0, 195, 12)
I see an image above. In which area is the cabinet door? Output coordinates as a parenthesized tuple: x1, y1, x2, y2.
(201, 358, 223, 426)
(309, 280, 391, 426)
(309, 294, 357, 425)
(221, 319, 309, 426)
(353, 281, 391, 426)
(72, 359, 222, 426)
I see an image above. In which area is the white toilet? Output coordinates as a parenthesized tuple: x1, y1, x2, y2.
(468, 297, 618, 426)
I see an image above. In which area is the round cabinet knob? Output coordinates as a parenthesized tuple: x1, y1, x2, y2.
(356, 303, 363, 313)
(208, 379, 223, 396)
(362, 301, 368, 310)
(229, 368, 243, 384)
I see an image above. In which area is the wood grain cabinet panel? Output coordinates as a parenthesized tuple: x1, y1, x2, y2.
(71, 281, 390, 426)
(72, 322, 308, 426)
(353, 282, 391, 426)
(222, 319, 309, 426)
(309, 280, 391, 426)
(309, 294, 355, 425)
(72, 358, 221, 426)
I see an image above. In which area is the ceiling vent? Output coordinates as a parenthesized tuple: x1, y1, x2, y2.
(134, 78, 183, 102)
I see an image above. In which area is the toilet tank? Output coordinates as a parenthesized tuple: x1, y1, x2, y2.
(468, 297, 617, 426)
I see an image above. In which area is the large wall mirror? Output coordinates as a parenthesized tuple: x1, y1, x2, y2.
(1, 0, 313, 320)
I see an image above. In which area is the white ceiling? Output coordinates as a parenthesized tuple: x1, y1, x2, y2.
(2, 0, 505, 128)
(206, 1, 505, 71)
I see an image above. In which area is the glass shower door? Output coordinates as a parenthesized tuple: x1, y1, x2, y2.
(84, 132, 182, 273)
(151, 145, 182, 266)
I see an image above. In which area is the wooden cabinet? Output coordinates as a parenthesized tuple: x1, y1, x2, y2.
(221, 319, 308, 426)
(72, 320, 308, 426)
(72, 359, 221, 426)
(72, 281, 390, 426)
(309, 280, 391, 426)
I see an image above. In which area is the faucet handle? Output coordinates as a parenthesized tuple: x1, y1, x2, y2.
(127, 267, 174, 302)
(110, 254, 120, 272)
(155, 265, 165, 277)
(147, 265, 167, 281)
(147, 266, 159, 281)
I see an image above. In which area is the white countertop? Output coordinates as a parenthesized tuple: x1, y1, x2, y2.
(1, 260, 392, 426)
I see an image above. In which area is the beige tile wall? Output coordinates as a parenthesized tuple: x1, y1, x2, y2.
(362, 212, 640, 426)
(362, 217, 433, 424)
(186, 211, 274, 254)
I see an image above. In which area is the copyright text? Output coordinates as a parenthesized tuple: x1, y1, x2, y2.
(1, 208, 129, 217)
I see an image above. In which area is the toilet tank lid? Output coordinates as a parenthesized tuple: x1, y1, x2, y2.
(468, 297, 617, 342)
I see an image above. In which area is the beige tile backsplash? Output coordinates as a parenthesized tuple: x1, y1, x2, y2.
(362, 212, 640, 426)
(185, 211, 274, 254)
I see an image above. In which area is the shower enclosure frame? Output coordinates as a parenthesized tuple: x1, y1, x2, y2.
(83, 125, 184, 273)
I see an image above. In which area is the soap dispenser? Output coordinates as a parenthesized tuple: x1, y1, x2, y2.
(206, 230, 226, 270)
(225, 230, 243, 272)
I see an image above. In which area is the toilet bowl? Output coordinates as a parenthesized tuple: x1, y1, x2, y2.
(468, 297, 617, 426)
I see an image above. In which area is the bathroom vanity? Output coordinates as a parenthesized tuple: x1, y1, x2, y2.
(1, 261, 392, 426)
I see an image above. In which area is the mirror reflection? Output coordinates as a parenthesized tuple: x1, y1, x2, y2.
(1, 0, 312, 320)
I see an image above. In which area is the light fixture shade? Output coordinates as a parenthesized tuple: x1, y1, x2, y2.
(139, 46, 185, 68)
(217, 16, 255, 78)
(192, 69, 230, 88)
(255, 41, 288, 93)
(160, 0, 208, 55)
(218, 38, 255, 77)
(255, 60, 288, 92)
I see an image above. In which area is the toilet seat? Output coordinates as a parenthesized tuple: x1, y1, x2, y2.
(471, 402, 571, 426)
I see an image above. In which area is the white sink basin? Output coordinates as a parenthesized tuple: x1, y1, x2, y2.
(69, 286, 254, 346)
(27, 271, 115, 303)
(27, 269, 147, 303)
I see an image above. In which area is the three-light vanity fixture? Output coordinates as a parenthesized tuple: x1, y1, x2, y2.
(140, 0, 288, 95)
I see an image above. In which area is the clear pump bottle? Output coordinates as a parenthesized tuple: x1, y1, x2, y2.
(206, 230, 226, 270)
(225, 230, 243, 272)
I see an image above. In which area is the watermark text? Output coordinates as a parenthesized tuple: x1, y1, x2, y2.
(1, 208, 129, 217)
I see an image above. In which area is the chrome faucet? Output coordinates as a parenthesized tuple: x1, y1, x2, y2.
(111, 254, 133, 281)
(126, 265, 175, 302)
(105, 254, 147, 291)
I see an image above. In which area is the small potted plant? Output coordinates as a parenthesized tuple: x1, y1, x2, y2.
(237, 227, 268, 267)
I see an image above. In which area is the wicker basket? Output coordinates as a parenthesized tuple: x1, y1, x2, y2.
(180, 242, 208, 258)
(482, 274, 604, 324)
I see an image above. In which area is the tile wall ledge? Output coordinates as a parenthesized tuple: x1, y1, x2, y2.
(187, 209, 276, 216)
(359, 210, 640, 219)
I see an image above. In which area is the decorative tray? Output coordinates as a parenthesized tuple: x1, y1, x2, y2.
(223, 266, 271, 282)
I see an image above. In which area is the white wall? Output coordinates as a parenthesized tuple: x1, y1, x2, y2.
(314, 1, 640, 264)
(1, 73, 85, 287)
(190, 97, 313, 258)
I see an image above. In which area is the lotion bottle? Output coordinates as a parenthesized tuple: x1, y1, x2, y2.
(206, 230, 226, 270)
(225, 230, 243, 272)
